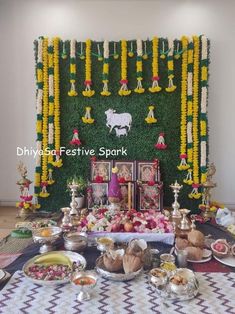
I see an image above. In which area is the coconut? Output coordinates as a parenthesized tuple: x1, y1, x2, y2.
(211, 239, 230, 258)
(175, 237, 189, 250)
(187, 230, 205, 247)
(185, 246, 203, 261)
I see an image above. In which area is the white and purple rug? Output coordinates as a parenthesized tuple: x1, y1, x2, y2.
(0, 271, 234, 313)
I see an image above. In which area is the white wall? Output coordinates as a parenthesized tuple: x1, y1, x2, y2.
(0, 0, 235, 207)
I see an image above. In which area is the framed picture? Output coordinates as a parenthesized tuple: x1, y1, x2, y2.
(138, 183, 163, 211)
(137, 160, 160, 182)
(87, 183, 109, 210)
(90, 160, 112, 182)
(119, 182, 136, 210)
(114, 160, 135, 181)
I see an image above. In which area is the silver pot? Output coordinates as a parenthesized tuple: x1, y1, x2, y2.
(64, 232, 88, 252)
(75, 196, 85, 209)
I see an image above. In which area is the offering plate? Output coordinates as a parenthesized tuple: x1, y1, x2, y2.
(149, 268, 199, 302)
(32, 226, 62, 253)
(95, 256, 143, 282)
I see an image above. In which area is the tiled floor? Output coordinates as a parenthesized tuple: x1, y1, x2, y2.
(0, 207, 20, 239)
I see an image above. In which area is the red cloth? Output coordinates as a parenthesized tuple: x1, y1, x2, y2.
(191, 258, 231, 273)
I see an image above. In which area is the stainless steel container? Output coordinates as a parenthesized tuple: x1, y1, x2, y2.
(64, 232, 88, 252)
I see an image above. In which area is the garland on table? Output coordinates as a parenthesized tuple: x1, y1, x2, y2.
(68, 39, 78, 96)
(200, 35, 209, 184)
(134, 39, 145, 94)
(101, 40, 111, 96)
(52, 37, 63, 168)
(40, 37, 49, 198)
(184, 38, 194, 186)
(118, 40, 131, 96)
(149, 37, 162, 93)
(34, 37, 43, 206)
(178, 36, 190, 170)
(165, 39, 176, 92)
(47, 39, 55, 185)
(188, 36, 201, 199)
(83, 39, 95, 97)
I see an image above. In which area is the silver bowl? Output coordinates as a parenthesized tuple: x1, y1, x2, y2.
(32, 226, 62, 254)
(71, 271, 98, 301)
(64, 232, 88, 252)
(149, 268, 168, 288)
(96, 237, 115, 252)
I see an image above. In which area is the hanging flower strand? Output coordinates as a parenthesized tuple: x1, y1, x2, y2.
(39, 37, 49, 198)
(188, 36, 201, 200)
(68, 39, 78, 96)
(83, 39, 95, 97)
(134, 39, 145, 94)
(184, 38, 194, 185)
(149, 37, 162, 93)
(34, 37, 43, 204)
(200, 36, 209, 184)
(145, 105, 157, 124)
(119, 40, 131, 96)
(101, 40, 111, 96)
(165, 39, 177, 92)
(178, 36, 190, 171)
(47, 38, 55, 185)
(82, 106, 95, 124)
(52, 37, 63, 168)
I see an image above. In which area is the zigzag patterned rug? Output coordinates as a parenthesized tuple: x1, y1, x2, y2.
(0, 271, 234, 313)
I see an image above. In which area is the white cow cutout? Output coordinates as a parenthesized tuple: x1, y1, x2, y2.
(105, 109, 132, 136)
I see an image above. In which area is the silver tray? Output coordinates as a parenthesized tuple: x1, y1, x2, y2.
(149, 268, 199, 302)
(23, 250, 86, 286)
(95, 256, 143, 282)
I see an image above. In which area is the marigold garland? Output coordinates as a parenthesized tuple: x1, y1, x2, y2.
(52, 37, 63, 168)
(40, 37, 49, 198)
(165, 39, 176, 92)
(47, 39, 55, 185)
(118, 40, 131, 96)
(178, 36, 190, 171)
(184, 38, 194, 186)
(200, 35, 209, 184)
(134, 39, 145, 94)
(101, 40, 111, 96)
(149, 37, 162, 93)
(68, 39, 78, 96)
(34, 37, 43, 205)
(188, 36, 201, 200)
(83, 39, 95, 97)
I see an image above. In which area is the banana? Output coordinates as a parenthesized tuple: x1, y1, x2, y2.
(34, 253, 72, 268)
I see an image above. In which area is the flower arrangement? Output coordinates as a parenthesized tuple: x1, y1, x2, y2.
(184, 38, 194, 185)
(155, 132, 167, 150)
(40, 37, 49, 198)
(34, 37, 43, 200)
(61, 41, 67, 59)
(149, 37, 162, 93)
(200, 35, 209, 184)
(178, 36, 190, 171)
(70, 129, 81, 146)
(134, 39, 145, 94)
(47, 38, 55, 185)
(82, 106, 95, 124)
(52, 37, 63, 168)
(165, 39, 176, 92)
(83, 39, 95, 97)
(188, 36, 201, 199)
(68, 39, 78, 96)
(118, 40, 131, 96)
(145, 105, 157, 124)
(77, 208, 173, 233)
(101, 40, 111, 96)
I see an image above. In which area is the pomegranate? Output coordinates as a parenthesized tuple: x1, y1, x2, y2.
(231, 244, 235, 256)
(211, 239, 230, 258)
(111, 223, 121, 232)
(124, 221, 134, 232)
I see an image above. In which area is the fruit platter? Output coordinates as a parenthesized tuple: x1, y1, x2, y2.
(23, 251, 86, 285)
(175, 229, 212, 263)
(211, 239, 235, 267)
(95, 239, 146, 281)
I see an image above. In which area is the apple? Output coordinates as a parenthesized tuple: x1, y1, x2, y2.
(112, 223, 121, 232)
(124, 221, 134, 232)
